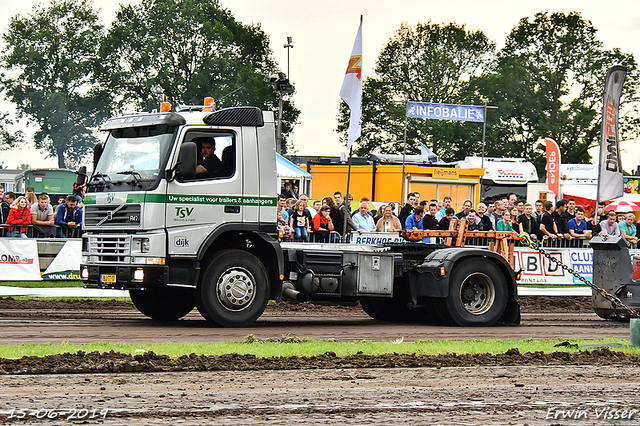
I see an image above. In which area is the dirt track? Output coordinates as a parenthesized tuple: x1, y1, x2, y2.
(0, 296, 638, 425)
(0, 296, 630, 344)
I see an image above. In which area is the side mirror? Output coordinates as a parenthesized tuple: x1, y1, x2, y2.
(76, 166, 87, 186)
(179, 142, 197, 179)
(93, 143, 103, 171)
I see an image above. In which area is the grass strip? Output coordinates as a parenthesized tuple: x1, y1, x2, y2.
(0, 281, 84, 288)
(1, 296, 130, 302)
(0, 337, 637, 359)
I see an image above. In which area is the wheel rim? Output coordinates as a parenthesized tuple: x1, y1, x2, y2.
(216, 267, 256, 311)
(459, 272, 495, 315)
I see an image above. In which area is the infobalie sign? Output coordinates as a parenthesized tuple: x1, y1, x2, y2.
(407, 102, 485, 123)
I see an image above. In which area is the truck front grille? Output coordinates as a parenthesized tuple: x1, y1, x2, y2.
(84, 204, 142, 228)
(88, 236, 131, 263)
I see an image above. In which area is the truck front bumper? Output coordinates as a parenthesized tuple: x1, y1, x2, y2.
(81, 263, 169, 289)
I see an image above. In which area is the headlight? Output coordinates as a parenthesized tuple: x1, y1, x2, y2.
(132, 269, 144, 282)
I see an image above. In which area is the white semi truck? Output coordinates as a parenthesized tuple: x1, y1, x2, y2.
(80, 101, 520, 327)
(455, 156, 538, 201)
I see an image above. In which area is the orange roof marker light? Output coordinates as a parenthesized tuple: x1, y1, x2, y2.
(203, 97, 215, 111)
(160, 102, 171, 112)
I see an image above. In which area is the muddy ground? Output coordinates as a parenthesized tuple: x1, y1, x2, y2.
(0, 294, 595, 314)
(0, 296, 637, 425)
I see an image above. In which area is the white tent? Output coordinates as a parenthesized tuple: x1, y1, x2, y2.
(277, 154, 313, 195)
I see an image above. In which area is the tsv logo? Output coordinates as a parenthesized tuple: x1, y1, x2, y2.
(107, 193, 115, 203)
(175, 207, 194, 218)
(174, 236, 189, 248)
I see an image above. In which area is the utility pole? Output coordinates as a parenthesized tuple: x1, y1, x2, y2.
(271, 73, 294, 155)
(284, 36, 293, 79)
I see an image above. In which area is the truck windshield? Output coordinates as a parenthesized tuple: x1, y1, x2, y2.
(96, 125, 176, 182)
(482, 182, 528, 201)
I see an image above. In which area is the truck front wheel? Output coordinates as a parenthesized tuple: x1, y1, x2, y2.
(441, 259, 508, 326)
(129, 288, 196, 321)
(197, 250, 270, 327)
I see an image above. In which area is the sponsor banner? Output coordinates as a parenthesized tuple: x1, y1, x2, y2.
(545, 138, 561, 198)
(406, 102, 485, 123)
(624, 177, 640, 195)
(350, 232, 404, 245)
(42, 240, 81, 280)
(515, 248, 574, 285)
(597, 65, 627, 202)
(515, 247, 640, 285)
(0, 239, 41, 281)
(569, 249, 593, 284)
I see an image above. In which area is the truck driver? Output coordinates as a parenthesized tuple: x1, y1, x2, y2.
(194, 136, 223, 177)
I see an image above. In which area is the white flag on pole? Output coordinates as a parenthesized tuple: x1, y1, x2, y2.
(339, 18, 363, 149)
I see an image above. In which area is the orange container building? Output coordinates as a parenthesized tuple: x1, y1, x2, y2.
(307, 162, 484, 209)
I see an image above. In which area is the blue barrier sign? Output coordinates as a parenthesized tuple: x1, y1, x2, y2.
(407, 102, 485, 123)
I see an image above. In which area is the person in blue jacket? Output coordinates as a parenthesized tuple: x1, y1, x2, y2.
(55, 195, 82, 237)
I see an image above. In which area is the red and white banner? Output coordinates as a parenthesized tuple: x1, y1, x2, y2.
(597, 65, 627, 202)
(0, 239, 41, 281)
(339, 17, 363, 149)
(545, 137, 561, 198)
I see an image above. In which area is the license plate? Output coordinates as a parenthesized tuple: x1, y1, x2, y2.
(100, 274, 117, 283)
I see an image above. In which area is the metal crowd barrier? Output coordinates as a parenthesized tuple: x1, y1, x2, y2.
(0, 224, 82, 238)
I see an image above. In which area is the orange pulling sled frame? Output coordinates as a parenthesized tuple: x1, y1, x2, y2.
(402, 218, 521, 268)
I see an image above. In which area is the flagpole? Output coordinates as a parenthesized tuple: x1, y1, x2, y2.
(481, 103, 487, 170)
(343, 147, 353, 238)
(400, 108, 408, 207)
(339, 16, 363, 241)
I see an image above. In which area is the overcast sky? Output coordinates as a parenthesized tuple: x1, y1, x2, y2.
(1, 0, 639, 169)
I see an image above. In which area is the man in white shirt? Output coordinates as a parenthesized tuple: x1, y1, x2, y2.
(352, 202, 375, 232)
(299, 194, 316, 219)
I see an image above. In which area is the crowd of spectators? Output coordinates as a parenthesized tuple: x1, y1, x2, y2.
(0, 183, 83, 239)
(276, 182, 638, 247)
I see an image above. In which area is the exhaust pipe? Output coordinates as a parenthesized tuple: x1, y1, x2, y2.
(282, 281, 309, 302)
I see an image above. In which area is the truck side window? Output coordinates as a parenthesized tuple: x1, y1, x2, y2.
(181, 132, 235, 181)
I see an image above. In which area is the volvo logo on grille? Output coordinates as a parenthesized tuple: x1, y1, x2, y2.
(96, 203, 126, 226)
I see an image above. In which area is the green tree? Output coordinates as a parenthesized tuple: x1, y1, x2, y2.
(0, 0, 111, 168)
(0, 112, 24, 150)
(101, 0, 299, 153)
(479, 11, 640, 174)
(337, 21, 495, 160)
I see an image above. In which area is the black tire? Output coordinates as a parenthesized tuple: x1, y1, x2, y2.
(431, 297, 456, 325)
(443, 259, 508, 326)
(196, 250, 270, 327)
(359, 275, 414, 322)
(359, 297, 395, 320)
(129, 287, 196, 321)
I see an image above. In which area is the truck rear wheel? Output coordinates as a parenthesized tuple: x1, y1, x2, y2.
(359, 297, 395, 321)
(129, 288, 196, 321)
(196, 250, 270, 327)
(442, 259, 508, 326)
